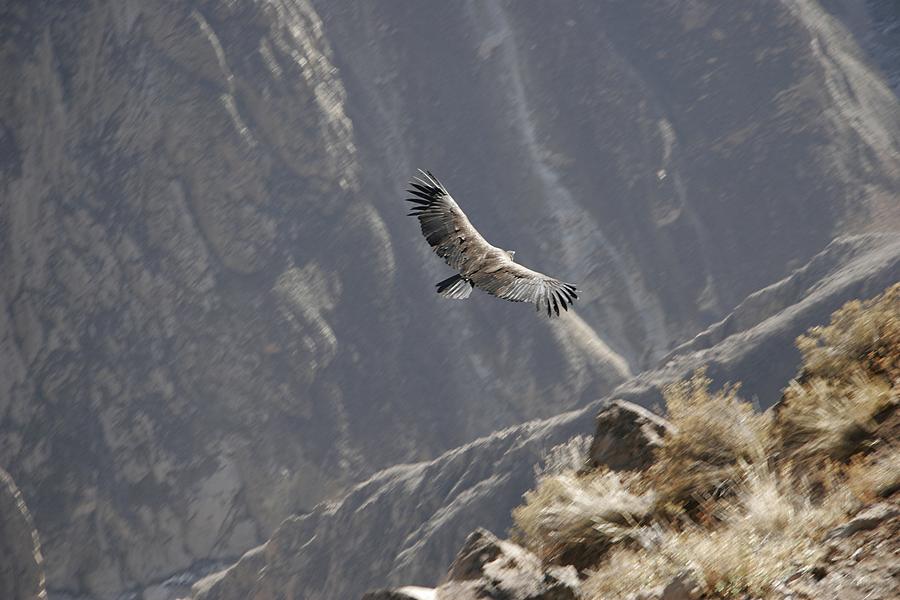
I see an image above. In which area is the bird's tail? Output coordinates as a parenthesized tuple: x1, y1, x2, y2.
(436, 274, 473, 300)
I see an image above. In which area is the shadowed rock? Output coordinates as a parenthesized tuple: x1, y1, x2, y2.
(587, 400, 673, 472)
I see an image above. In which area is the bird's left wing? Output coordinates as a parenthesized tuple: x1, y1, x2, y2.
(469, 260, 578, 317)
(405, 170, 495, 272)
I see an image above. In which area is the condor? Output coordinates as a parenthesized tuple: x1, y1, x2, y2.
(405, 169, 577, 317)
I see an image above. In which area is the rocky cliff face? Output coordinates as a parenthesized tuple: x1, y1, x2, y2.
(0, 0, 898, 597)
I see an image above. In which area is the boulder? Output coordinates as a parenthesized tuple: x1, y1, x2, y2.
(445, 529, 506, 581)
(587, 400, 673, 471)
(441, 529, 579, 600)
(824, 503, 900, 540)
(362, 587, 437, 600)
(629, 572, 700, 600)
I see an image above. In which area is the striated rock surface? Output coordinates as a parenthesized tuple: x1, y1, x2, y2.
(1, 0, 899, 597)
(2, 2, 364, 595)
(0, 467, 46, 600)
(194, 234, 900, 600)
(824, 502, 899, 540)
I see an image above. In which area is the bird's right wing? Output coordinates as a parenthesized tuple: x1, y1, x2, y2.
(469, 260, 578, 317)
(405, 170, 494, 272)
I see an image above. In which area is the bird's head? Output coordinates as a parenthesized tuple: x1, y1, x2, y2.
(505, 250, 516, 261)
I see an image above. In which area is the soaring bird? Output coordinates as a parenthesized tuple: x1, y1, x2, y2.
(405, 169, 577, 317)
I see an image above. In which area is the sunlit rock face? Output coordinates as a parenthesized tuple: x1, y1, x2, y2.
(0, 468, 45, 600)
(0, 0, 897, 597)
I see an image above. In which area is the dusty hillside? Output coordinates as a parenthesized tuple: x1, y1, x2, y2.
(1, 0, 898, 597)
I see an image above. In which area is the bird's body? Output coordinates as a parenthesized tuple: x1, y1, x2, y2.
(405, 169, 577, 317)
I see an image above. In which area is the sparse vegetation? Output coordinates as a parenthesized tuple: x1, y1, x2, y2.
(644, 372, 769, 514)
(511, 283, 900, 599)
(774, 282, 899, 463)
(532, 434, 593, 480)
(511, 469, 653, 569)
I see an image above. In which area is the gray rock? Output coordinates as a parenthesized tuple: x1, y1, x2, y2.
(362, 587, 436, 600)
(629, 571, 700, 600)
(587, 400, 673, 471)
(0, 467, 46, 600)
(446, 529, 506, 582)
(421, 528, 579, 600)
(825, 503, 900, 540)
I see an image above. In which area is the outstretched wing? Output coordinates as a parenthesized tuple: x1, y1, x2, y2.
(405, 168, 578, 317)
(404, 169, 494, 272)
(469, 260, 578, 317)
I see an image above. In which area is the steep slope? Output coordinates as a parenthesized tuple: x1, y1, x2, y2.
(1, 0, 898, 597)
(192, 233, 900, 600)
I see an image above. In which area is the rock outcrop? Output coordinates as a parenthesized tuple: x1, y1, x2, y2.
(587, 400, 673, 472)
(0, 468, 46, 600)
(365, 529, 579, 600)
(2, 0, 899, 597)
(362, 589, 436, 600)
(194, 234, 900, 600)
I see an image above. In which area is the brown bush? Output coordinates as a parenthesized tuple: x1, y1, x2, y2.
(645, 370, 769, 514)
(775, 282, 899, 463)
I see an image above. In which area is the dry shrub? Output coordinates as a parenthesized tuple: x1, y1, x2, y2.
(511, 469, 653, 569)
(533, 435, 592, 480)
(585, 463, 856, 599)
(846, 442, 900, 500)
(795, 282, 900, 383)
(776, 374, 894, 461)
(645, 370, 769, 512)
(775, 283, 900, 463)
